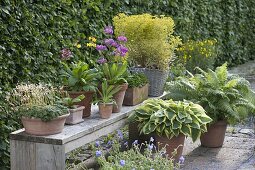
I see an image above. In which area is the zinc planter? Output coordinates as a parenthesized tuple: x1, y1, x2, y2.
(21, 113, 70, 136)
(68, 91, 94, 118)
(98, 102, 113, 119)
(129, 68, 168, 97)
(65, 106, 85, 125)
(123, 84, 149, 106)
(112, 83, 128, 113)
(200, 120, 227, 148)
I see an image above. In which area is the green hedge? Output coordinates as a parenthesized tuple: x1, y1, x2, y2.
(0, 0, 254, 169)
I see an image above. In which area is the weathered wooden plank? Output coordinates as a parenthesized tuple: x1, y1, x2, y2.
(10, 140, 36, 170)
(35, 143, 65, 170)
(65, 117, 127, 153)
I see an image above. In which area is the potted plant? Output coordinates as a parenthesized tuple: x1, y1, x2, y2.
(61, 94, 85, 124)
(61, 61, 100, 117)
(165, 63, 255, 147)
(128, 99, 212, 160)
(7, 83, 70, 136)
(123, 73, 149, 106)
(95, 80, 121, 119)
(113, 13, 181, 96)
(100, 62, 128, 113)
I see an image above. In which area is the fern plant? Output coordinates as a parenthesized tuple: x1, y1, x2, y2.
(165, 63, 255, 124)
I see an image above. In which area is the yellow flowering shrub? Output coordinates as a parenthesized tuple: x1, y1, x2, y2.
(176, 39, 217, 72)
(113, 13, 181, 71)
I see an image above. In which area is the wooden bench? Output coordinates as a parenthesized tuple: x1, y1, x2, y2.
(10, 104, 140, 170)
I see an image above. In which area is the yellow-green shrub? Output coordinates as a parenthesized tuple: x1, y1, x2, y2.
(176, 39, 217, 72)
(113, 13, 181, 71)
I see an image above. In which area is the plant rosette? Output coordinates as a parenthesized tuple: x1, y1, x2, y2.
(128, 98, 212, 159)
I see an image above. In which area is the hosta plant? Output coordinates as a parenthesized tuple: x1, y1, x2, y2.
(165, 63, 255, 124)
(128, 99, 212, 142)
(61, 61, 100, 92)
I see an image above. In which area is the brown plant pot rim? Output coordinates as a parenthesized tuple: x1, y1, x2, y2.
(209, 120, 228, 126)
(98, 102, 114, 106)
(21, 113, 70, 121)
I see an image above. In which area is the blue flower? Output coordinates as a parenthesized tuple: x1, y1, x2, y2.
(124, 141, 128, 146)
(148, 144, 154, 150)
(150, 137, 154, 143)
(95, 141, 100, 147)
(120, 160, 125, 166)
(117, 130, 123, 139)
(107, 140, 112, 146)
(179, 156, 185, 164)
(132, 140, 138, 145)
(95, 150, 102, 157)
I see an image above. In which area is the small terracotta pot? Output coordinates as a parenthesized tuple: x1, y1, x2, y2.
(21, 113, 70, 136)
(123, 84, 149, 106)
(112, 83, 128, 113)
(200, 120, 227, 148)
(98, 102, 113, 119)
(68, 91, 94, 118)
(65, 105, 85, 125)
(155, 134, 185, 161)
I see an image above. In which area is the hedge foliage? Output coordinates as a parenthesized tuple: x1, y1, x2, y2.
(0, 0, 254, 169)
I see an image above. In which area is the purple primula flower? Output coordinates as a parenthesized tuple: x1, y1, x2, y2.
(117, 45, 128, 54)
(97, 57, 107, 64)
(111, 41, 118, 47)
(60, 48, 72, 60)
(132, 140, 138, 145)
(104, 26, 113, 35)
(96, 45, 107, 51)
(120, 160, 125, 166)
(95, 150, 102, 157)
(179, 156, 185, 164)
(117, 36, 127, 42)
(104, 38, 115, 46)
(95, 141, 100, 147)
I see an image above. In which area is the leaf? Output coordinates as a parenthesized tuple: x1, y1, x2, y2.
(191, 128, 201, 142)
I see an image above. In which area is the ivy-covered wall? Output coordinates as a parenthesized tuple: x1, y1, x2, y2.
(0, 0, 254, 169)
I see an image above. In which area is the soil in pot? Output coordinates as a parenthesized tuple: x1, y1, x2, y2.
(68, 91, 94, 118)
(65, 106, 85, 125)
(21, 113, 70, 136)
(155, 134, 185, 161)
(112, 83, 128, 113)
(200, 120, 227, 148)
(123, 84, 148, 106)
(98, 103, 113, 119)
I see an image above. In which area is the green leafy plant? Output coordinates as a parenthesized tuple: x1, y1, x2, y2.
(129, 99, 212, 142)
(113, 13, 182, 71)
(7, 83, 68, 121)
(61, 61, 100, 92)
(95, 80, 121, 104)
(93, 137, 177, 170)
(100, 62, 127, 85)
(61, 94, 85, 109)
(126, 73, 148, 88)
(165, 63, 255, 124)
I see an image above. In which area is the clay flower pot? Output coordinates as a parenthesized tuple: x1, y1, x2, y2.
(155, 134, 185, 161)
(112, 83, 128, 113)
(123, 84, 148, 106)
(21, 113, 70, 136)
(68, 91, 94, 118)
(200, 120, 227, 148)
(98, 102, 113, 119)
(65, 105, 85, 125)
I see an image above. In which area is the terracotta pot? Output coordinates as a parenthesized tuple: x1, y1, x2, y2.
(98, 102, 113, 119)
(200, 120, 227, 148)
(21, 113, 70, 136)
(155, 134, 185, 161)
(65, 105, 85, 125)
(68, 91, 94, 118)
(112, 83, 128, 113)
(123, 84, 149, 106)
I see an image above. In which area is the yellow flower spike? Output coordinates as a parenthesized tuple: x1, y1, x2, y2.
(89, 37, 97, 42)
(76, 44, 81, 48)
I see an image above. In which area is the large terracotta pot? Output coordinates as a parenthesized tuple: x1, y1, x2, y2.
(98, 102, 113, 119)
(112, 83, 128, 113)
(200, 120, 227, 148)
(123, 84, 148, 106)
(155, 134, 185, 161)
(68, 91, 94, 118)
(21, 113, 70, 136)
(65, 105, 85, 125)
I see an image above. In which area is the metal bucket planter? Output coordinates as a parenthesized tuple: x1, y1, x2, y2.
(129, 68, 168, 97)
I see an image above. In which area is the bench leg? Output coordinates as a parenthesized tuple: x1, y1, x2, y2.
(11, 140, 65, 170)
